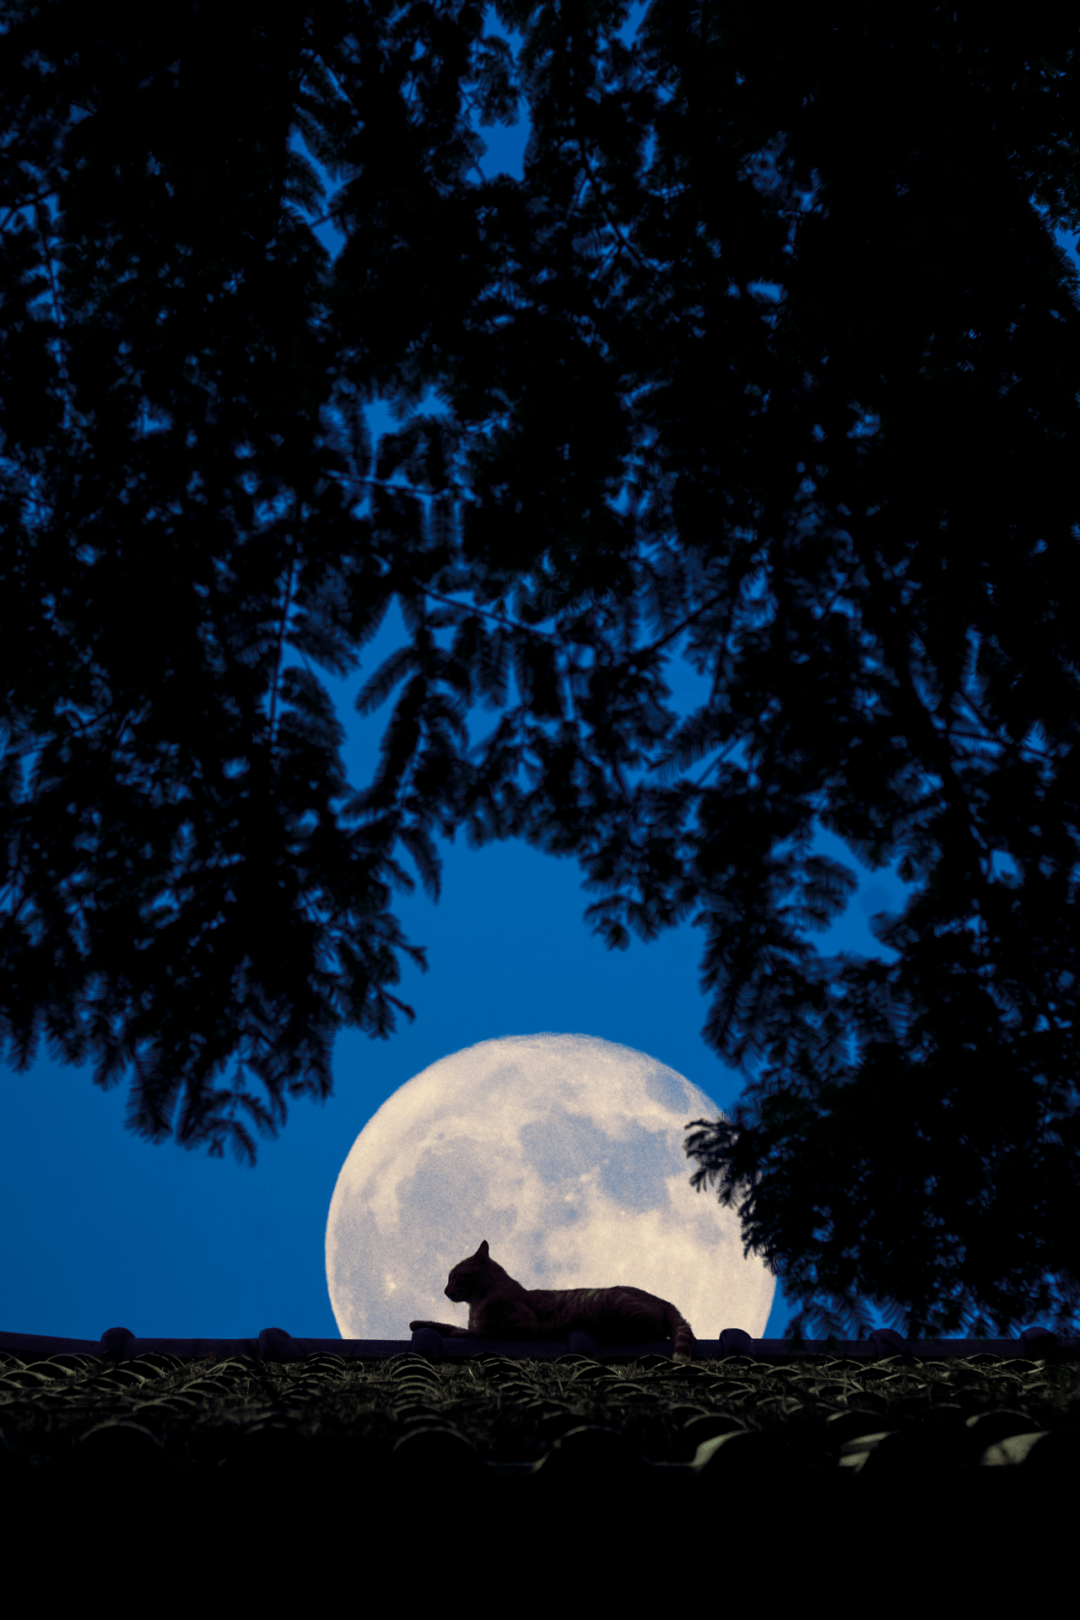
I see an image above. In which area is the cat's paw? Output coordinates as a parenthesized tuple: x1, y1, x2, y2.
(409, 1320, 443, 1332)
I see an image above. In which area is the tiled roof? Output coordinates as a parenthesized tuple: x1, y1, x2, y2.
(2, 1322, 1077, 1499)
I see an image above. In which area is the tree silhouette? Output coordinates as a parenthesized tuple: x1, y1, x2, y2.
(2, 1, 1078, 1342)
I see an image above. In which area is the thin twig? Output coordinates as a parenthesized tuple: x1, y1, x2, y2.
(268, 538, 300, 755)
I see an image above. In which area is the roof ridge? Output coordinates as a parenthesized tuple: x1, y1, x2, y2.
(2, 1324, 1076, 1361)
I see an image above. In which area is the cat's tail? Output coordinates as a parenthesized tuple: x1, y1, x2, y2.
(666, 1306, 695, 1364)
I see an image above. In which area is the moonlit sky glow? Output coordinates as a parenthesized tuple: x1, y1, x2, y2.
(327, 1033, 776, 1342)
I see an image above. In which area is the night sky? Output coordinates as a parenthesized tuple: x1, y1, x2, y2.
(5, 6, 1061, 1347)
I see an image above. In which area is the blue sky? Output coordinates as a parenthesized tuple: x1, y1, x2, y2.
(2, 7, 1065, 1347)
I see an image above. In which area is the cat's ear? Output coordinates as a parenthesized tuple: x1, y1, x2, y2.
(477, 1240, 489, 1261)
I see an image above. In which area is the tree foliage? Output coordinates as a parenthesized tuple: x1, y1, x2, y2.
(3, 0, 1080, 1341)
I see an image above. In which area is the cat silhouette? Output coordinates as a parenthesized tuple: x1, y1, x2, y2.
(410, 1239, 695, 1361)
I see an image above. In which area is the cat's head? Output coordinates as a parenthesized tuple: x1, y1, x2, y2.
(444, 1239, 490, 1301)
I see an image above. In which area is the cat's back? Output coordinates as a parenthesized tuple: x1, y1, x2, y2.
(525, 1285, 606, 1318)
(524, 1283, 655, 1326)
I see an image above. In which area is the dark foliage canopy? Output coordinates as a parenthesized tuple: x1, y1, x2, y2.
(3, 0, 1079, 1342)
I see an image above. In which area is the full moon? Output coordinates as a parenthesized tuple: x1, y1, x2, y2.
(325, 1033, 776, 1343)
